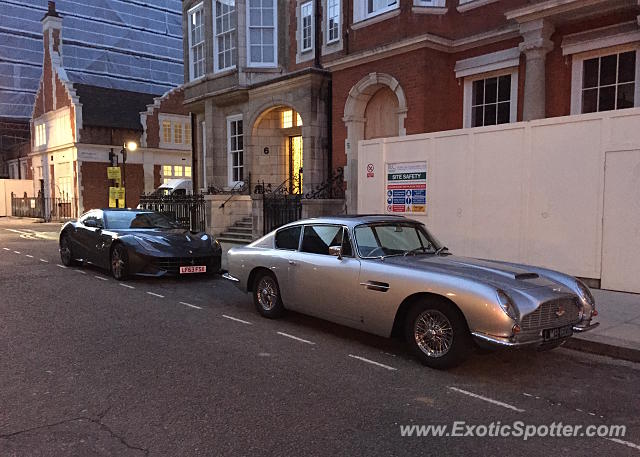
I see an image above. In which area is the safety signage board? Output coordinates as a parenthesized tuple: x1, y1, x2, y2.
(109, 187, 125, 208)
(385, 161, 427, 214)
(107, 166, 121, 181)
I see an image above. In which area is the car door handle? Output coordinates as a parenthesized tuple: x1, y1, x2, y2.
(288, 260, 296, 265)
(360, 281, 390, 292)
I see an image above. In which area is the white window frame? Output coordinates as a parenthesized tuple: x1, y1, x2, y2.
(570, 45, 640, 115)
(246, 0, 278, 68)
(463, 68, 518, 128)
(326, 0, 340, 44)
(301, 1, 314, 53)
(188, 2, 206, 81)
(413, 0, 445, 7)
(354, 0, 398, 22)
(35, 123, 46, 147)
(226, 114, 244, 186)
(213, 0, 236, 73)
(159, 115, 191, 149)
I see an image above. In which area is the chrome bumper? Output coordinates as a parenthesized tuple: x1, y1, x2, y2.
(222, 272, 239, 282)
(472, 319, 599, 348)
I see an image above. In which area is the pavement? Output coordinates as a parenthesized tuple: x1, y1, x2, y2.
(0, 217, 639, 456)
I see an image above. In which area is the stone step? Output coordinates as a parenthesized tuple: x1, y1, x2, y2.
(235, 221, 252, 227)
(217, 236, 253, 244)
(229, 226, 252, 233)
(221, 231, 253, 238)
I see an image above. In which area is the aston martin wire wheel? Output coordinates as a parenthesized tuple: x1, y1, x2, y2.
(59, 234, 79, 267)
(111, 244, 129, 280)
(253, 272, 284, 318)
(405, 300, 472, 369)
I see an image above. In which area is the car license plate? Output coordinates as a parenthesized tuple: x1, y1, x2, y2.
(179, 265, 206, 274)
(542, 324, 573, 342)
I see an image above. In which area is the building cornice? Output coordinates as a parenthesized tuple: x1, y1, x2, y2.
(506, 0, 636, 23)
(323, 25, 520, 72)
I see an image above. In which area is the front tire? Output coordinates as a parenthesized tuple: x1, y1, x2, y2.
(59, 234, 79, 267)
(111, 244, 129, 280)
(252, 272, 284, 318)
(405, 300, 472, 369)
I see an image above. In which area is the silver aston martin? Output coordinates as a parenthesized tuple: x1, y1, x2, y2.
(224, 215, 599, 368)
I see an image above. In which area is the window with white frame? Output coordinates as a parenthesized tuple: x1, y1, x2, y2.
(35, 123, 46, 147)
(188, 3, 205, 80)
(162, 165, 192, 184)
(466, 71, 518, 128)
(301, 2, 313, 52)
(414, 0, 445, 6)
(214, 0, 236, 72)
(580, 50, 636, 113)
(367, 0, 397, 17)
(327, 0, 340, 43)
(159, 116, 191, 148)
(247, 0, 277, 67)
(227, 115, 244, 184)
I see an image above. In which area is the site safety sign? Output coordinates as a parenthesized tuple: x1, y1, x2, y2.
(385, 161, 427, 214)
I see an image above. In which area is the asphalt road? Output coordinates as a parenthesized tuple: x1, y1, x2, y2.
(0, 219, 638, 457)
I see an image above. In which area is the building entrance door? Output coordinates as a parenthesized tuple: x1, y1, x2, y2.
(289, 135, 303, 194)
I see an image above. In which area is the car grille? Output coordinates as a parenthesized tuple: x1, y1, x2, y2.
(152, 256, 212, 274)
(520, 297, 580, 331)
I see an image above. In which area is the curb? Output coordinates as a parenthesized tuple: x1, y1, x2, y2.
(563, 337, 640, 364)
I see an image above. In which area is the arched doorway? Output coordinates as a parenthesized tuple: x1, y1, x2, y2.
(251, 105, 304, 194)
(343, 73, 407, 213)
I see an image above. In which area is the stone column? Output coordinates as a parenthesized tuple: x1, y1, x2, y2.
(519, 19, 555, 121)
(343, 115, 365, 215)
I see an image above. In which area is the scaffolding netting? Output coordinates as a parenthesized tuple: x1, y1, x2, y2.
(0, 0, 184, 120)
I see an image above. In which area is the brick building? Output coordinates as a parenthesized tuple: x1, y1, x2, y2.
(183, 0, 640, 227)
(30, 3, 192, 216)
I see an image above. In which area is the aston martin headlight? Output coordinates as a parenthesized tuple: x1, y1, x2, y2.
(496, 289, 517, 320)
(576, 279, 596, 309)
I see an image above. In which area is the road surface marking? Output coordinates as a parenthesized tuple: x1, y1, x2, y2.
(222, 314, 252, 325)
(13, 251, 21, 254)
(147, 292, 164, 298)
(448, 387, 525, 412)
(94, 275, 108, 281)
(2, 247, 9, 251)
(74, 270, 87, 275)
(119, 283, 135, 289)
(605, 438, 640, 451)
(180, 301, 202, 310)
(25, 254, 33, 258)
(56, 264, 67, 269)
(522, 393, 533, 397)
(40, 259, 49, 263)
(277, 331, 315, 345)
(348, 354, 397, 371)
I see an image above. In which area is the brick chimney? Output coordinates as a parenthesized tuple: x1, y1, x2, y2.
(42, 1, 63, 55)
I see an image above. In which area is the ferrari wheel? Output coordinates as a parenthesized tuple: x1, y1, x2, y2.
(59, 234, 79, 267)
(405, 299, 472, 369)
(111, 244, 129, 280)
(253, 272, 284, 318)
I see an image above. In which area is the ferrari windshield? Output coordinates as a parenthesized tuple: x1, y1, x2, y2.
(105, 211, 179, 230)
(354, 223, 442, 258)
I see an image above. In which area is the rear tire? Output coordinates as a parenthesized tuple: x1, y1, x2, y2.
(59, 234, 79, 267)
(252, 271, 284, 318)
(404, 299, 472, 369)
(111, 244, 129, 281)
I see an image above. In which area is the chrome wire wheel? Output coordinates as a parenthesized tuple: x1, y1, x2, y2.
(256, 276, 278, 311)
(414, 310, 454, 358)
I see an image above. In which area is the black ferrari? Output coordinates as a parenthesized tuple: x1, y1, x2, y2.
(59, 209, 222, 280)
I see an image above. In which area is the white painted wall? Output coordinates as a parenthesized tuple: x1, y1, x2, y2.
(358, 108, 640, 293)
(0, 179, 36, 216)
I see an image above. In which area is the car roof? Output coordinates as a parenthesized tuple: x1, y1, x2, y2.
(278, 214, 423, 230)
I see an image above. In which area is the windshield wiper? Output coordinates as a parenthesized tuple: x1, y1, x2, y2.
(435, 246, 450, 255)
(404, 247, 430, 256)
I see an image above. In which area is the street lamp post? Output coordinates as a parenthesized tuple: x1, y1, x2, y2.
(120, 141, 137, 208)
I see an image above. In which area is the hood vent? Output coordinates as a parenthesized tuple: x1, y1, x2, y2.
(514, 273, 539, 280)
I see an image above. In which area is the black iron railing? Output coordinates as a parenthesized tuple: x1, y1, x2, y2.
(138, 194, 206, 232)
(11, 193, 77, 221)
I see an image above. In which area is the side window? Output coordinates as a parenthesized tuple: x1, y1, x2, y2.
(301, 225, 346, 255)
(275, 226, 302, 250)
(94, 212, 104, 228)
